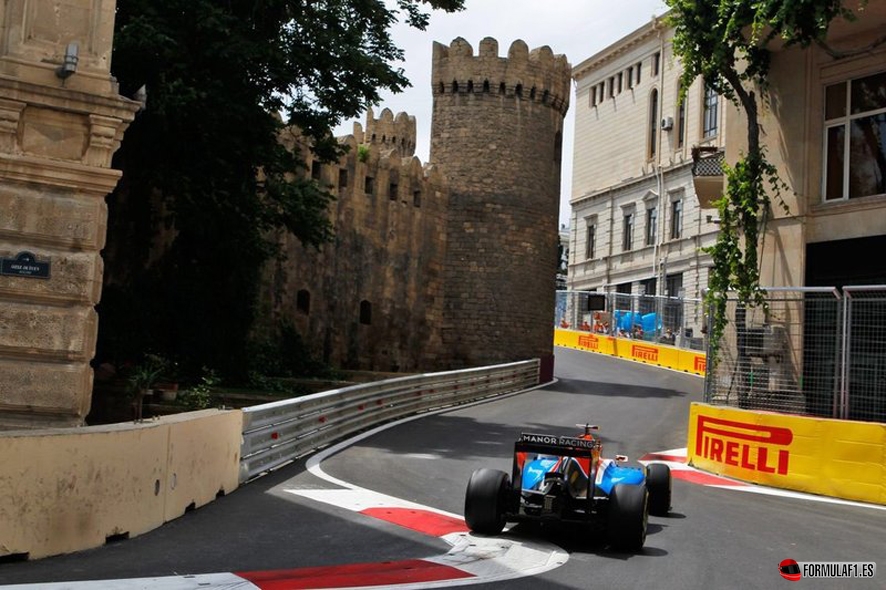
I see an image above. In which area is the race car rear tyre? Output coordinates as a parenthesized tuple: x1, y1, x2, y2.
(646, 463, 671, 516)
(607, 483, 648, 551)
(464, 468, 509, 535)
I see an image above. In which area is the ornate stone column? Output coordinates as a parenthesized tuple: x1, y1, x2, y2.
(0, 0, 138, 428)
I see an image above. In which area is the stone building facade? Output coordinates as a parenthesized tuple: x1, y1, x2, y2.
(0, 0, 138, 429)
(267, 37, 571, 378)
(568, 15, 724, 332)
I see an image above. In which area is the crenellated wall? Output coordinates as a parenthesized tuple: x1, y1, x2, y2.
(355, 107, 417, 159)
(260, 37, 570, 375)
(266, 117, 449, 371)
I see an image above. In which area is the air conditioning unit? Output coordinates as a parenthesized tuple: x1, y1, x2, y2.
(661, 116, 674, 131)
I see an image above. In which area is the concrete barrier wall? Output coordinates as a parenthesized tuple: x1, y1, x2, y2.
(688, 403, 886, 506)
(554, 328, 707, 375)
(0, 409, 242, 559)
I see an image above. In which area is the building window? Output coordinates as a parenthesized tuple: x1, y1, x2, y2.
(296, 290, 310, 314)
(599, 82, 605, 101)
(623, 212, 634, 252)
(617, 72, 623, 94)
(413, 190, 421, 207)
(646, 206, 658, 246)
(636, 63, 642, 85)
(311, 161, 322, 181)
(360, 300, 372, 325)
(609, 77, 615, 98)
(389, 182, 398, 201)
(364, 176, 375, 195)
(640, 278, 657, 314)
(652, 52, 661, 77)
(824, 70, 886, 201)
(648, 89, 659, 160)
(615, 281, 633, 315)
(585, 223, 596, 260)
(670, 199, 683, 240)
(338, 169, 348, 191)
(590, 85, 597, 107)
(676, 83, 686, 149)
(627, 67, 634, 89)
(703, 84, 719, 138)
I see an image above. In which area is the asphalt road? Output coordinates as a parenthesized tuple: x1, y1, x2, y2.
(1, 347, 883, 589)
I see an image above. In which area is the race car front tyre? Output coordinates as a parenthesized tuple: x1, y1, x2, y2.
(646, 463, 672, 516)
(464, 468, 509, 535)
(607, 483, 648, 551)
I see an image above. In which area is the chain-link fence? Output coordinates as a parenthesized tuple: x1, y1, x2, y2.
(842, 287, 886, 422)
(555, 290, 705, 351)
(704, 286, 886, 424)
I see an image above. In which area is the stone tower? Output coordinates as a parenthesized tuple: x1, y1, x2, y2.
(430, 37, 570, 380)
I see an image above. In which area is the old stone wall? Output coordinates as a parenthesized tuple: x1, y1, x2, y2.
(265, 39, 571, 375)
(267, 110, 449, 371)
(430, 38, 571, 370)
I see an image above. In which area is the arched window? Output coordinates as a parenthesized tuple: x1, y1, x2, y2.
(452, 80, 459, 93)
(483, 80, 490, 93)
(648, 89, 659, 160)
(515, 83, 523, 98)
(530, 87, 536, 100)
(467, 80, 474, 93)
(438, 81, 444, 94)
(360, 300, 372, 325)
(499, 82, 506, 94)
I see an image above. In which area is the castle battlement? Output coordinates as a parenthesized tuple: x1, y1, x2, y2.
(350, 107, 417, 158)
(431, 37, 572, 115)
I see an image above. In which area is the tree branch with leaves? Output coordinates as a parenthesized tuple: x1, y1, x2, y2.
(665, 0, 865, 358)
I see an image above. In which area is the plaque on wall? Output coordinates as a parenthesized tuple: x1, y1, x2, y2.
(0, 251, 51, 279)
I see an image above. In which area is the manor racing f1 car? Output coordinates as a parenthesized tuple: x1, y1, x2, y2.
(463, 425, 671, 550)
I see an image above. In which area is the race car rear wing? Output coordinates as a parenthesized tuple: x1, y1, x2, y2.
(514, 432, 600, 458)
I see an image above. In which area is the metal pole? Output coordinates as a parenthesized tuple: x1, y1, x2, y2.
(839, 289, 851, 420)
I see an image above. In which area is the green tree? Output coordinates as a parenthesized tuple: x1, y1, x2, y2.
(99, 0, 463, 378)
(665, 0, 872, 355)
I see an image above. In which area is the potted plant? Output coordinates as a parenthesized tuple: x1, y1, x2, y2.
(128, 353, 168, 421)
(154, 358, 180, 402)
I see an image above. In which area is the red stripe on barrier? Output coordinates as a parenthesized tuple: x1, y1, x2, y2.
(671, 470, 744, 486)
(237, 559, 474, 589)
(361, 507, 469, 537)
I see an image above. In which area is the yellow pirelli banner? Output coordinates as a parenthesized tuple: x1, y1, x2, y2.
(554, 328, 706, 376)
(688, 403, 886, 506)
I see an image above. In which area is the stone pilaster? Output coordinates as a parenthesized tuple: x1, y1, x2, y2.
(0, 0, 138, 429)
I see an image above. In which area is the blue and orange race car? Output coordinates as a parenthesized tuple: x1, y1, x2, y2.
(464, 424, 671, 550)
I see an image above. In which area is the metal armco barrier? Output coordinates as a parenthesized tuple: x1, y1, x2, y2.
(239, 360, 540, 483)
